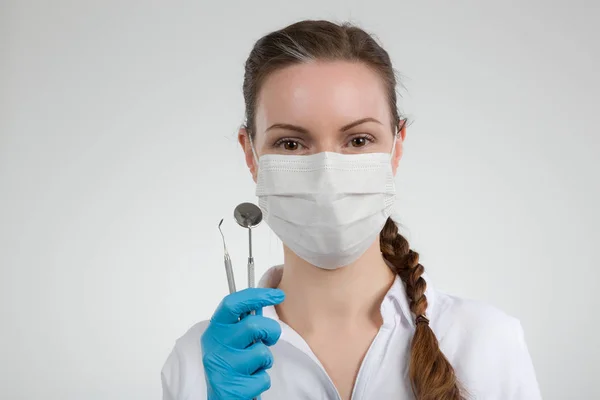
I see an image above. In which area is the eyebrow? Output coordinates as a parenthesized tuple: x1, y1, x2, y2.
(265, 117, 382, 134)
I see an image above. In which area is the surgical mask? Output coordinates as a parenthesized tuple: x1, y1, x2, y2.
(250, 133, 398, 270)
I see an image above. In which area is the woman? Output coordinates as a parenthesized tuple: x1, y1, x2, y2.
(161, 20, 541, 400)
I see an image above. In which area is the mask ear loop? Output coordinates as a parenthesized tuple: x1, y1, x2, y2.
(389, 119, 406, 161)
(389, 126, 399, 162)
(247, 132, 260, 166)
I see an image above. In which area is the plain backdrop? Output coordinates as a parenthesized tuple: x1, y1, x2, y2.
(1, 1, 598, 399)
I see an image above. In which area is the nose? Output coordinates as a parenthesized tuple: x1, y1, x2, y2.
(312, 139, 340, 154)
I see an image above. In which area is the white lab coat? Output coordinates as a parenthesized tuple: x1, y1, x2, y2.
(161, 265, 542, 399)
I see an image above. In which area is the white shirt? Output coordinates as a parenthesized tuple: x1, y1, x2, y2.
(162, 265, 542, 399)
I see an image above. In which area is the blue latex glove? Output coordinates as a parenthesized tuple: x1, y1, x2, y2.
(201, 288, 285, 400)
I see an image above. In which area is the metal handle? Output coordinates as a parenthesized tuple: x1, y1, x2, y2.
(248, 256, 256, 319)
(247, 256, 255, 289)
(224, 254, 236, 294)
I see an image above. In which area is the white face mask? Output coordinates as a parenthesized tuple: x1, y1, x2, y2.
(250, 133, 398, 270)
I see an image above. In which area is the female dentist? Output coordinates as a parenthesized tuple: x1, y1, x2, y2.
(161, 19, 541, 400)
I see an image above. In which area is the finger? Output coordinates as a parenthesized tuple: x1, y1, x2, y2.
(205, 371, 268, 400)
(232, 341, 274, 375)
(222, 315, 281, 349)
(204, 341, 274, 376)
(246, 370, 272, 399)
(212, 288, 285, 324)
(241, 307, 264, 319)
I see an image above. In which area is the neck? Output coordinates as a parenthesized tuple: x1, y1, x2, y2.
(275, 238, 396, 335)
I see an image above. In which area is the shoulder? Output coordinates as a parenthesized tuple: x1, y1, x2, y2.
(161, 320, 211, 400)
(175, 320, 211, 354)
(434, 290, 522, 340)
(432, 290, 526, 358)
(431, 291, 541, 399)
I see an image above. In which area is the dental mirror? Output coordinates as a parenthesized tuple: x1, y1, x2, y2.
(234, 202, 263, 230)
(233, 202, 262, 290)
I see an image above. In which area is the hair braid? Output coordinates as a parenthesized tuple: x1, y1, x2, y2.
(381, 218, 463, 400)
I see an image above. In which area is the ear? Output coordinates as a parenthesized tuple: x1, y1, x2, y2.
(391, 119, 407, 176)
(238, 126, 258, 183)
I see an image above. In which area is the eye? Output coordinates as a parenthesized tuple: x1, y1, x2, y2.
(348, 134, 375, 148)
(283, 140, 299, 151)
(351, 137, 367, 147)
(273, 138, 304, 152)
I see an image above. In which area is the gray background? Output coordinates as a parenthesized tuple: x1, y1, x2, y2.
(1, 1, 598, 399)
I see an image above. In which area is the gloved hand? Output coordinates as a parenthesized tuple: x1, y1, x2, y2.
(201, 288, 285, 400)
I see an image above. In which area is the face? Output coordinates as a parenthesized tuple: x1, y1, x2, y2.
(238, 61, 406, 181)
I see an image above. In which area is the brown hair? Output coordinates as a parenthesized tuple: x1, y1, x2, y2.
(242, 19, 463, 400)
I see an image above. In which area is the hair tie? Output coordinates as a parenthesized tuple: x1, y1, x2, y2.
(415, 315, 429, 325)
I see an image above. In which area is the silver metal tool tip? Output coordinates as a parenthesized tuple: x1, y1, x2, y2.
(218, 219, 227, 253)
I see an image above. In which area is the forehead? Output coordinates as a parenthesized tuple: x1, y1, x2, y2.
(255, 61, 390, 132)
